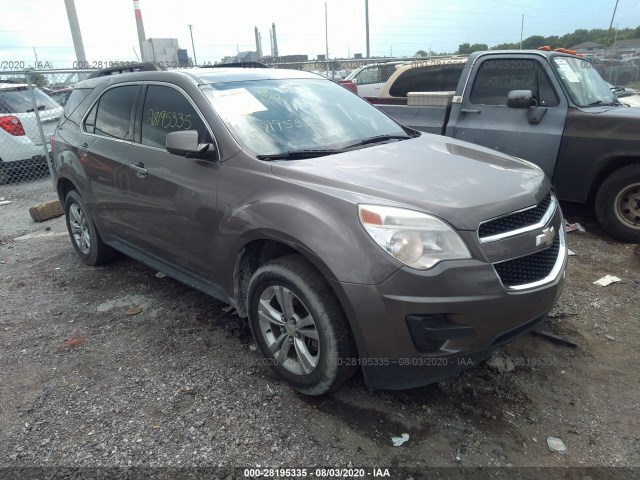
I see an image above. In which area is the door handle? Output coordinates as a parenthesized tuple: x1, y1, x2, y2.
(129, 162, 148, 177)
(460, 109, 481, 114)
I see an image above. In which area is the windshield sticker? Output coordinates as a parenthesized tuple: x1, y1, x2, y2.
(210, 88, 268, 117)
(555, 59, 581, 83)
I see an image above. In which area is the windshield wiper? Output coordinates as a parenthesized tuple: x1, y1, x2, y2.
(26, 105, 46, 112)
(256, 149, 340, 161)
(345, 134, 413, 148)
(587, 100, 621, 107)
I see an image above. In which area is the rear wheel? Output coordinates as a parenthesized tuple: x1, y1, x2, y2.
(247, 254, 357, 395)
(64, 190, 116, 265)
(595, 164, 640, 243)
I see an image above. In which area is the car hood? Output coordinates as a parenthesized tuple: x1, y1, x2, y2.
(271, 134, 548, 230)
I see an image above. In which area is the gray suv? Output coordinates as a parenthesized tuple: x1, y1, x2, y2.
(52, 65, 567, 395)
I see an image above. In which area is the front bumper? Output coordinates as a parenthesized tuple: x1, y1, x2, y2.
(329, 235, 566, 390)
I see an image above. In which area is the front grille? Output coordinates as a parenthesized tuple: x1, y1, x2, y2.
(493, 233, 560, 288)
(479, 194, 552, 239)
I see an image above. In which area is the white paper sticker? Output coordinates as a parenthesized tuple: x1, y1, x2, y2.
(210, 88, 268, 117)
(555, 58, 581, 83)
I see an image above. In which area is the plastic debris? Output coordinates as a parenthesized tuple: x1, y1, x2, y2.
(249, 345, 257, 351)
(564, 220, 586, 233)
(593, 275, 621, 287)
(568, 249, 576, 256)
(0, 200, 11, 206)
(546, 436, 568, 455)
(391, 433, 409, 447)
(155, 272, 166, 278)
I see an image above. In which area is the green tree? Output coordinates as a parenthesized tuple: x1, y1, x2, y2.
(24, 68, 48, 88)
(415, 50, 428, 57)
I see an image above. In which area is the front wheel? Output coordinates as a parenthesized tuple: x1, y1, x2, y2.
(595, 164, 640, 243)
(247, 255, 357, 396)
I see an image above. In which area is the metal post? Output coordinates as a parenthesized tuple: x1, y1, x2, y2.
(365, 0, 370, 59)
(520, 15, 524, 50)
(64, 0, 87, 65)
(25, 71, 55, 186)
(189, 24, 197, 66)
(325, 3, 329, 77)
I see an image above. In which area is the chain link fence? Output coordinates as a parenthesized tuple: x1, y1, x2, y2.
(0, 69, 92, 185)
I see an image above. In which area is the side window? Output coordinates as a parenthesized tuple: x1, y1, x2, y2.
(355, 67, 380, 85)
(470, 59, 559, 106)
(89, 86, 138, 139)
(141, 85, 210, 149)
(388, 64, 465, 97)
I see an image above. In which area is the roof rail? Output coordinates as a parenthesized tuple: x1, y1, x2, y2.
(199, 61, 267, 69)
(88, 63, 163, 79)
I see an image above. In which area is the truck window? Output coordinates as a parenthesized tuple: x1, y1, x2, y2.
(388, 64, 465, 97)
(470, 59, 559, 107)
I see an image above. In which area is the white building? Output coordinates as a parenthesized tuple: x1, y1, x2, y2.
(142, 38, 181, 65)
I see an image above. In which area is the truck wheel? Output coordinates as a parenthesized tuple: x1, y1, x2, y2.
(64, 190, 116, 265)
(247, 254, 357, 396)
(595, 164, 640, 243)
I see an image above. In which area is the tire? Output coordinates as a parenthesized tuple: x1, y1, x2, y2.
(595, 164, 640, 243)
(64, 190, 116, 265)
(247, 254, 357, 396)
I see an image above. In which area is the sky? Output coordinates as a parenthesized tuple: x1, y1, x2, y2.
(0, 0, 639, 68)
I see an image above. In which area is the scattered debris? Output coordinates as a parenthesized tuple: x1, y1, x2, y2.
(487, 355, 515, 373)
(564, 220, 586, 233)
(532, 324, 578, 348)
(568, 249, 576, 256)
(249, 344, 257, 351)
(0, 200, 12, 206)
(547, 311, 578, 319)
(454, 443, 469, 462)
(155, 272, 166, 279)
(593, 275, 622, 287)
(546, 436, 568, 455)
(605, 335, 615, 342)
(29, 200, 64, 222)
(125, 306, 143, 316)
(531, 437, 538, 443)
(391, 433, 410, 447)
(65, 336, 86, 348)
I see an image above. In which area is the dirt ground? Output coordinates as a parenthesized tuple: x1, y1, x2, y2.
(1, 179, 638, 478)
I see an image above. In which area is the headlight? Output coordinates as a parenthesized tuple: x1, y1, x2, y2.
(358, 205, 471, 270)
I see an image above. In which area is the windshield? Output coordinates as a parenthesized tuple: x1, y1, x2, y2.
(201, 78, 407, 157)
(0, 86, 60, 113)
(552, 56, 619, 107)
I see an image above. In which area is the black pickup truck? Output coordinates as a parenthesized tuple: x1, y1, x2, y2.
(371, 50, 640, 242)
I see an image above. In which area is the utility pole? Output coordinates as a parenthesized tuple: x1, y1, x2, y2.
(606, 0, 619, 46)
(33, 47, 39, 69)
(325, 2, 329, 76)
(365, 0, 370, 59)
(188, 24, 197, 66)
(519, 14, 524, 49)
(63, 0, 87, 66)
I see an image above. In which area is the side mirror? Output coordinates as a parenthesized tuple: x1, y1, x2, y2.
(507, 90, 535, 109)
(166, 130, 216, 160)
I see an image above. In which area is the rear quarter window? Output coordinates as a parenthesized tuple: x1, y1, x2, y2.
(389, 64, 465, 97)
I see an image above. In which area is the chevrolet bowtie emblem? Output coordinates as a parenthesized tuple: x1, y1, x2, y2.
(536, 226, 555, 247)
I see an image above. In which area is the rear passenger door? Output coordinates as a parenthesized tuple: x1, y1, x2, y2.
(450, 56, 567, 178)
(81, 84, 141, 238)
(123, 83, 220, 279)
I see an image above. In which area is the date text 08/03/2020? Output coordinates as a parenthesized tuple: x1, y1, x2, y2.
(243, 467, 392, 478)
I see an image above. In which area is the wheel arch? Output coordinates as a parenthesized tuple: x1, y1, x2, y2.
(232, 237, 335, 318)
(588, 156, 640, 204)
(57, 177, 77, 206)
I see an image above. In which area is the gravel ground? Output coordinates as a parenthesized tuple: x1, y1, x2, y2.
(1, 179, 639, 478)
